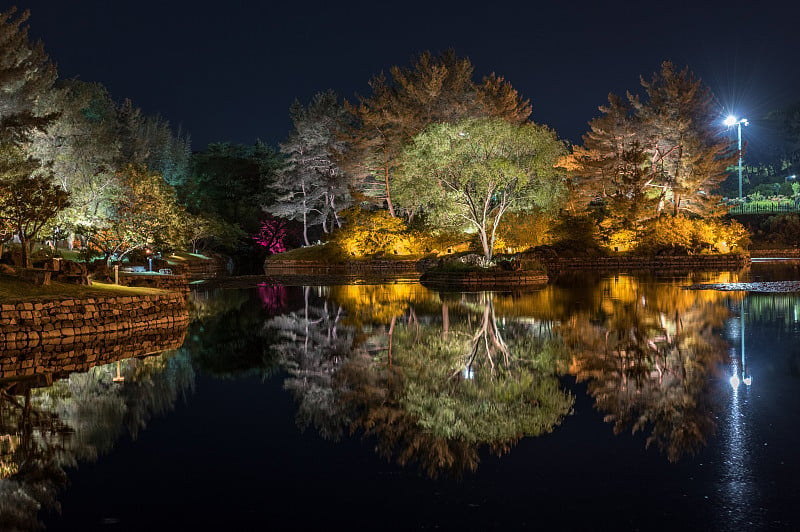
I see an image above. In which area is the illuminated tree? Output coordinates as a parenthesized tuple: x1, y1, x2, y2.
(28, 81, 120, 246)
(252, 215, 295, 254)
(634, 62, 735, 216)
(0, 7, 57, 144)
(0, 144, 69, 266)
(395, 118, 566, 262)
(82, 164, 185, 264)
(344, 50, 531, 218)
(572, 62, 735, 220)
(268, 91, 352, 246)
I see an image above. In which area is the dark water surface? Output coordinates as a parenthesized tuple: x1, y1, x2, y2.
(1, 265, 797, 530)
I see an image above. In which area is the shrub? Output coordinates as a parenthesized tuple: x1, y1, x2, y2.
(496, 211, 553, 251)
(333, 207, 426, 257)
(636, 215, 750, 254)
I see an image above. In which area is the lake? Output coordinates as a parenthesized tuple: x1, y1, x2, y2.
(1, 263, 798, 530)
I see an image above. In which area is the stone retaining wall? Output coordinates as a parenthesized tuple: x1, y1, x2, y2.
(0, 291, 189, 348)
(750, 249, 800, 258)
(420, 270, 549, 290)
(539, 254, 749, 276)
(119, 272, 190, 292)
(265, 259, 420, 274)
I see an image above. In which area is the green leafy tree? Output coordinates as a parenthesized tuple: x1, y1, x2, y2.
(395, 118, 566, 262)
(0, 144, 68, 266)
(83, 164, 185, 264)
(343, 50, 531, 218)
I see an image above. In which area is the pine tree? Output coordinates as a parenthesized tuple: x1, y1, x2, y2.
(0, 7, 57, 144)
(632, 62, 734, 216)
(572, 62, 735, 221)
(268, 91, 351, 246)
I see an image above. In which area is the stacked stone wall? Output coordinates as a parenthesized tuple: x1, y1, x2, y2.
(0, 292, 189, 349)
(119, 273, 190, 292)
(265, 259, 420, 275)
(420, 270, 548, 290)
(540, 254, 749, 276)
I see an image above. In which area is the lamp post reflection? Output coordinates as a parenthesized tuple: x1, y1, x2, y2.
(730, 298, 752, 390)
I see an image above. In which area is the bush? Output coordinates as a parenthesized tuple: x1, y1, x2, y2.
(546, 213, 606, 256)
(761, 214, 800, 247)
(636, 215, 749, 254)
(333, 207, 427, 257)
(496, 211, 553, 251)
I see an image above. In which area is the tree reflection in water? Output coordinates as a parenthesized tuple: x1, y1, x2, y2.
(0, 351, 194, 530)
(269, 285, 573, 477)
(560, 275, 737, 461)
(272, 276, 740, 472)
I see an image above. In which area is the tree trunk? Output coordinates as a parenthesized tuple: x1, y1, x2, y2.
(301, 195, 310, 246)
(384, 146, 396, 217)
(19, 232, 30, 268)
(479, 228, 492, 262)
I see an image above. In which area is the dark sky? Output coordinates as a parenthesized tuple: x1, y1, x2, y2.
(11, 0, 800, 152)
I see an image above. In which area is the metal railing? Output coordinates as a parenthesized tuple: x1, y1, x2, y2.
(728, 202, 800, 215)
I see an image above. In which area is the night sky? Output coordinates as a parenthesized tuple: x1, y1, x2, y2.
(11, 0, 800, 153)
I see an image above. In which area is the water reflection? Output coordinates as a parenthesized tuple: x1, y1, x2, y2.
(268, 286, 573, 477)
(561, 275, 738, 461)
(0, 316, 193, 530)
(269, 275, 746, 474)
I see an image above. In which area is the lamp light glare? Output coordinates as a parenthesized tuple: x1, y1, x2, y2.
(724, 115, 737, 127)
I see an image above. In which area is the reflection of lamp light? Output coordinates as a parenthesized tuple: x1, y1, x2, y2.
(731, 298, 752, 389)
(113, 360, 124, 383)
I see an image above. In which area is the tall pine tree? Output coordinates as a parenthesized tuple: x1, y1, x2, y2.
(0, 7, 57, 144)
(268, 91, 351, 246)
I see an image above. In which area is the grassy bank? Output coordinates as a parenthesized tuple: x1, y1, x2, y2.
(0, 276, 165, 303)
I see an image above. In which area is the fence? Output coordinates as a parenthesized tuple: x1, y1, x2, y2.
(728, 202, 800, 215)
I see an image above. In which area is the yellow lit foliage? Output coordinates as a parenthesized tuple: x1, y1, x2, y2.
(495, 211, 553, 251)
(334, 207, 426, 257)
(636, 215, 750, 254)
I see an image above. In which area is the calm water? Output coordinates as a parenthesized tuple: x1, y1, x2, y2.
(1, 264, 798, 530)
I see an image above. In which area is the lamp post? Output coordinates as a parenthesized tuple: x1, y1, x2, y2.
(724, 115, 748, 200)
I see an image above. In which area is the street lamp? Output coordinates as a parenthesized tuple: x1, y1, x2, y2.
(724, 115, 748, 199)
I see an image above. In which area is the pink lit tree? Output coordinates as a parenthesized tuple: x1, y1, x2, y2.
(253, 215, 296, 254)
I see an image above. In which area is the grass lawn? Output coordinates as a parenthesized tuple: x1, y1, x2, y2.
(0, 276, 166, 303)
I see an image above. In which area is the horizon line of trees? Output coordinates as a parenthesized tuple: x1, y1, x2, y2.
(5, 6, 800, 268)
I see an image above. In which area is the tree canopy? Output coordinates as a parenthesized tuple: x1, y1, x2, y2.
(343, 50, 531, 218)
(395, 118, 566, 261)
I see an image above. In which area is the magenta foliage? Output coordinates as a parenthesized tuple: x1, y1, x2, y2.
(253, 217, 291, 253)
